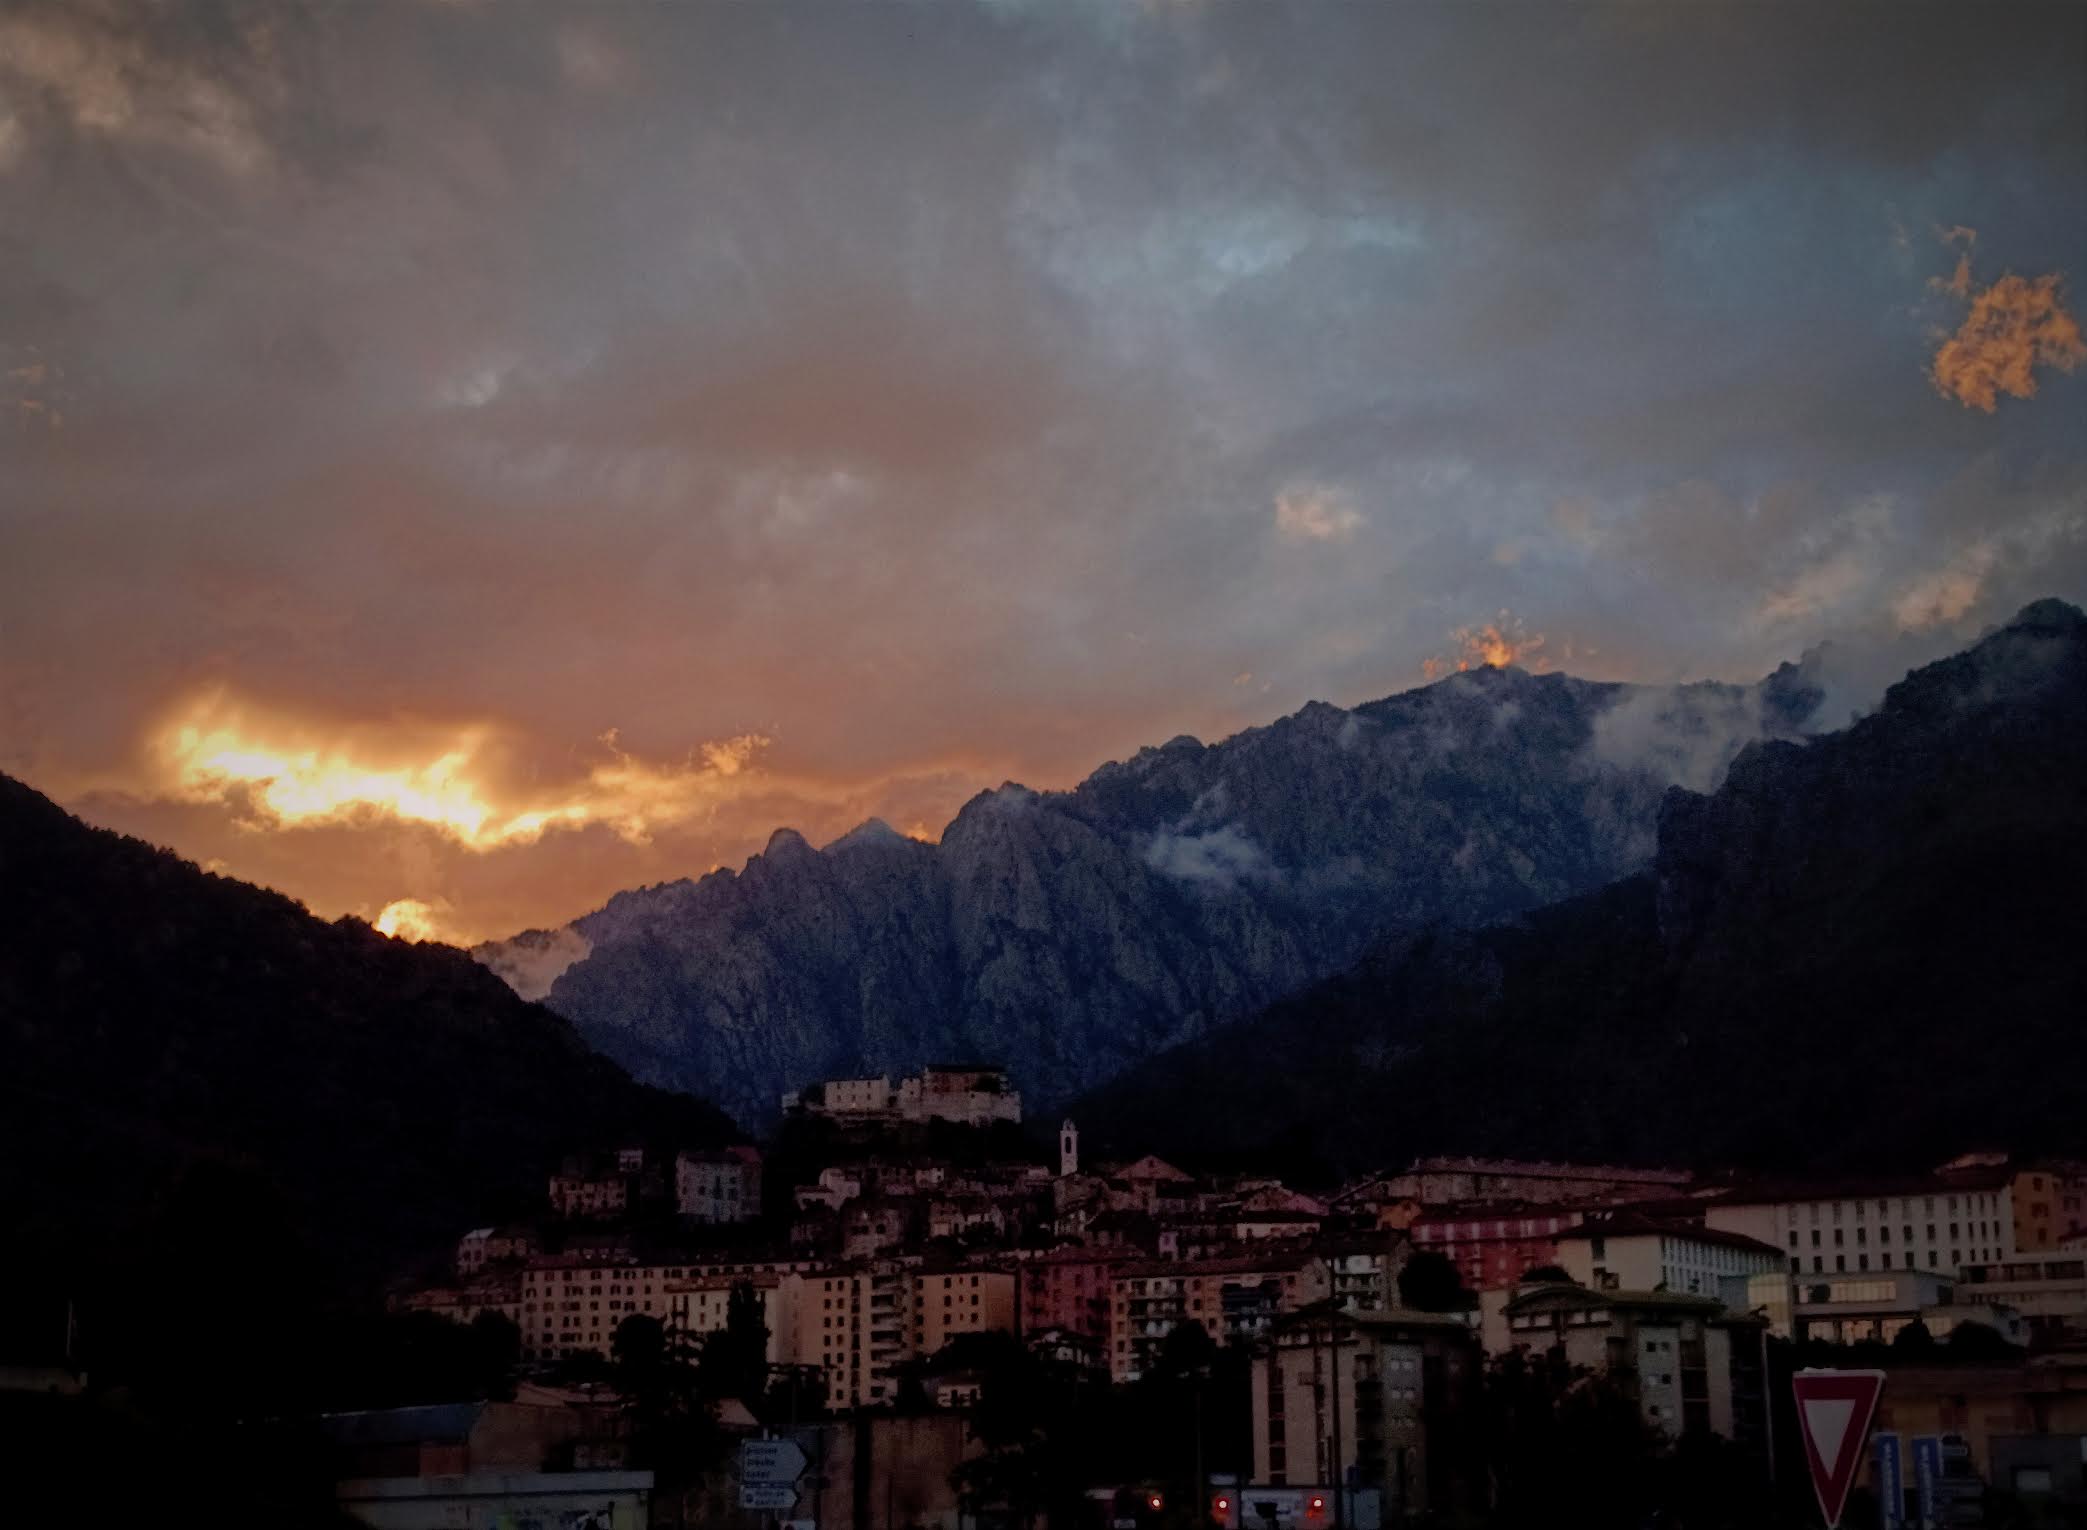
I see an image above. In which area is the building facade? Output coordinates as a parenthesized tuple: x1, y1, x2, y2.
(1703, 1170, 2018, 1279)
(1553, 1214, 1787, 1297)
(1249, 1305, 1482, 1520)
(675, 1145, 763, 1223)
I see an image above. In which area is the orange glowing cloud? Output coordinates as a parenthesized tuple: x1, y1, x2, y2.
(1421, 612, 1548, 680)
(373, 897, 458, 943)
(148, 688, 772, 850)
(1928, 234, 2085, 412)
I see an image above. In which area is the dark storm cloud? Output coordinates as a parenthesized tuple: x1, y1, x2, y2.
(2, 0, 2082, 938)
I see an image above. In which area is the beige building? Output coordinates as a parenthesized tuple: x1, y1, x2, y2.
(1703, 1169, 2018, 1279)
(1488, 1283, 1767, 1448)
(1110, 1252, 1332, 1382)
(1554, 1213, 1786, 1297)
(784, 1262, 1019, 1410)
(1249, 1305, 1482, 1520)
(2010, 1163, 2087, 1252)
(674, 1145, 763, 1223)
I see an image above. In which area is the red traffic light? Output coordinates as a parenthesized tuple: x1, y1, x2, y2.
(1306, 1495, 1327, 1518)
(1210, 1495, 1232, 1519)
(1148, 1495, 1165, 1513)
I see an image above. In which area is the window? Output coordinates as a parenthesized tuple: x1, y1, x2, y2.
(1836, 1256, 1847, 1272)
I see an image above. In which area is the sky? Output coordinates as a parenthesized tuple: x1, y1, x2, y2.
(3, 0, 2084, 944)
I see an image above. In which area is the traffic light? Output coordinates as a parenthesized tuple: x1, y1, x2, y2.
(1147, 1493, 1165, 1514)
(1209, 1492, 1232, 1525)
(1305, 1494, 1327, 1520)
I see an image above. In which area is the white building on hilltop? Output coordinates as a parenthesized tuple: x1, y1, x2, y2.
(785, 1063, 1022, 1128)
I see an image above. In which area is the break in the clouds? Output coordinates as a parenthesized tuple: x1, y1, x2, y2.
(2, 0, 2084, 941)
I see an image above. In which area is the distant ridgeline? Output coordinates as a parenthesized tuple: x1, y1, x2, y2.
(481, 631, 1834, 1125)
(1071, 600, 2087, 1178)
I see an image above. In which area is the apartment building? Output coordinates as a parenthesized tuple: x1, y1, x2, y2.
(675, 1145, 763, 1224)
(1553, 1213, 1786, 1297)
(1703, 1169, 2018, 1278)
(1489, 1284, 1767, 1448)
(2010, 1163, 2087, 1252)
(1249, 1305, 1483, 1520)
(1019, 1248, 1130, 1340)
(1959, 1255, 2087, 1345)
(1410, 1203, 1585, 1292)
(1110, 1253, 1332, 1383)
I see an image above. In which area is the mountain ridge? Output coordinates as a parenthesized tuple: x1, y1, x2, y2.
(482, 650, 1837, 1125)
(1070, 599, 2087, 1175)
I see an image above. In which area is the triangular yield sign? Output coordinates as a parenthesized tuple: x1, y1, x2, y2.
(1792, 1369, 1885, 1528)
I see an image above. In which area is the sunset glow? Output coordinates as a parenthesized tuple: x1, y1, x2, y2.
(150, 691, 771, 851)
(1422, 616, 1549, 681)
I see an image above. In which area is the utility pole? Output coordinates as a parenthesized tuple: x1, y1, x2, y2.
(1328, 1318, 1345, 1530)
(1193, 1366, 1207, 1520)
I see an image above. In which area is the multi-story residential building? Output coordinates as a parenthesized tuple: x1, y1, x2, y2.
(2009, 1163, 2087, 1252)
(1019, 1248, 1130, 1340)
(1110, 1253, 1332, 1383)
(517, 1249, 820, 1364)
(1489, 1284, 1768, 1449)
(1383, 1158, 1692, 1209)
(914, 1266, 1018, 1356)
(547, 1169, 630, 1221)
(663, 1273, 791, 1366)
(1959, 1255, 2087, 1346)
(1323, 1242, 1401, 1312)
(1553, 1212, 1787, 1297)
(1703, 1167, 2019, 1278)
(1249, 1304, 1483, 1520)
(521, 1254, 668, 1360)
(1410, 1203, 1586, 1292)
(675, 1145, 763, 1224)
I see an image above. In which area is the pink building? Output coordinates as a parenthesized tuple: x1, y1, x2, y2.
(1019, 1249, 1131, 1340)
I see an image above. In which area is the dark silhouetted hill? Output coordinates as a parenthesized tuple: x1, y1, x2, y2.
(1072, 600, 2087, 1178)
(0, 774, 737, 1312)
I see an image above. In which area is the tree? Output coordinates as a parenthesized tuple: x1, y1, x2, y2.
(1398, 1249, 1474, 1312)
(611, 1313, 722, 1480)
(698, 1281, 771, 1406)
(1892, 1318, 1938, 1355)
(1943, 1319, 2018, 1362)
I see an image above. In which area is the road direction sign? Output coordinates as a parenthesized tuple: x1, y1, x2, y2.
(740, 1485, 800, 1511)
(1793, 1369, 1886, 1529)
(740, 1438, 809, 1487)
(1875, 1432, 1904, 1530)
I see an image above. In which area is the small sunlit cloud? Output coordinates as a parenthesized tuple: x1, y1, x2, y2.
(1927, 230, 2086, 412)
(1421, 612, 1548, 680)
(1274, 484, 1364, 544)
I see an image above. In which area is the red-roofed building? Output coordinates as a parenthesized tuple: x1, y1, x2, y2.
(1410, 1204, 1585, 1292)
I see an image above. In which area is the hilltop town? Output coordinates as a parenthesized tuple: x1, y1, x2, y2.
(377, 1062, 2087, 1525)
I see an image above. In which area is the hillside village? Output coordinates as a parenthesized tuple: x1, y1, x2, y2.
(381, 1063, 2087, 1525)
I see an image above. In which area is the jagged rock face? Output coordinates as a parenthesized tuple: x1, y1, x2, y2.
(481, 663, 1826, 1126)
(1071, 600, 2087, 1176)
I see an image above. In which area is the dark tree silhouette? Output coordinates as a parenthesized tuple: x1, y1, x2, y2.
(1398, 1250, 1474, 1312)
